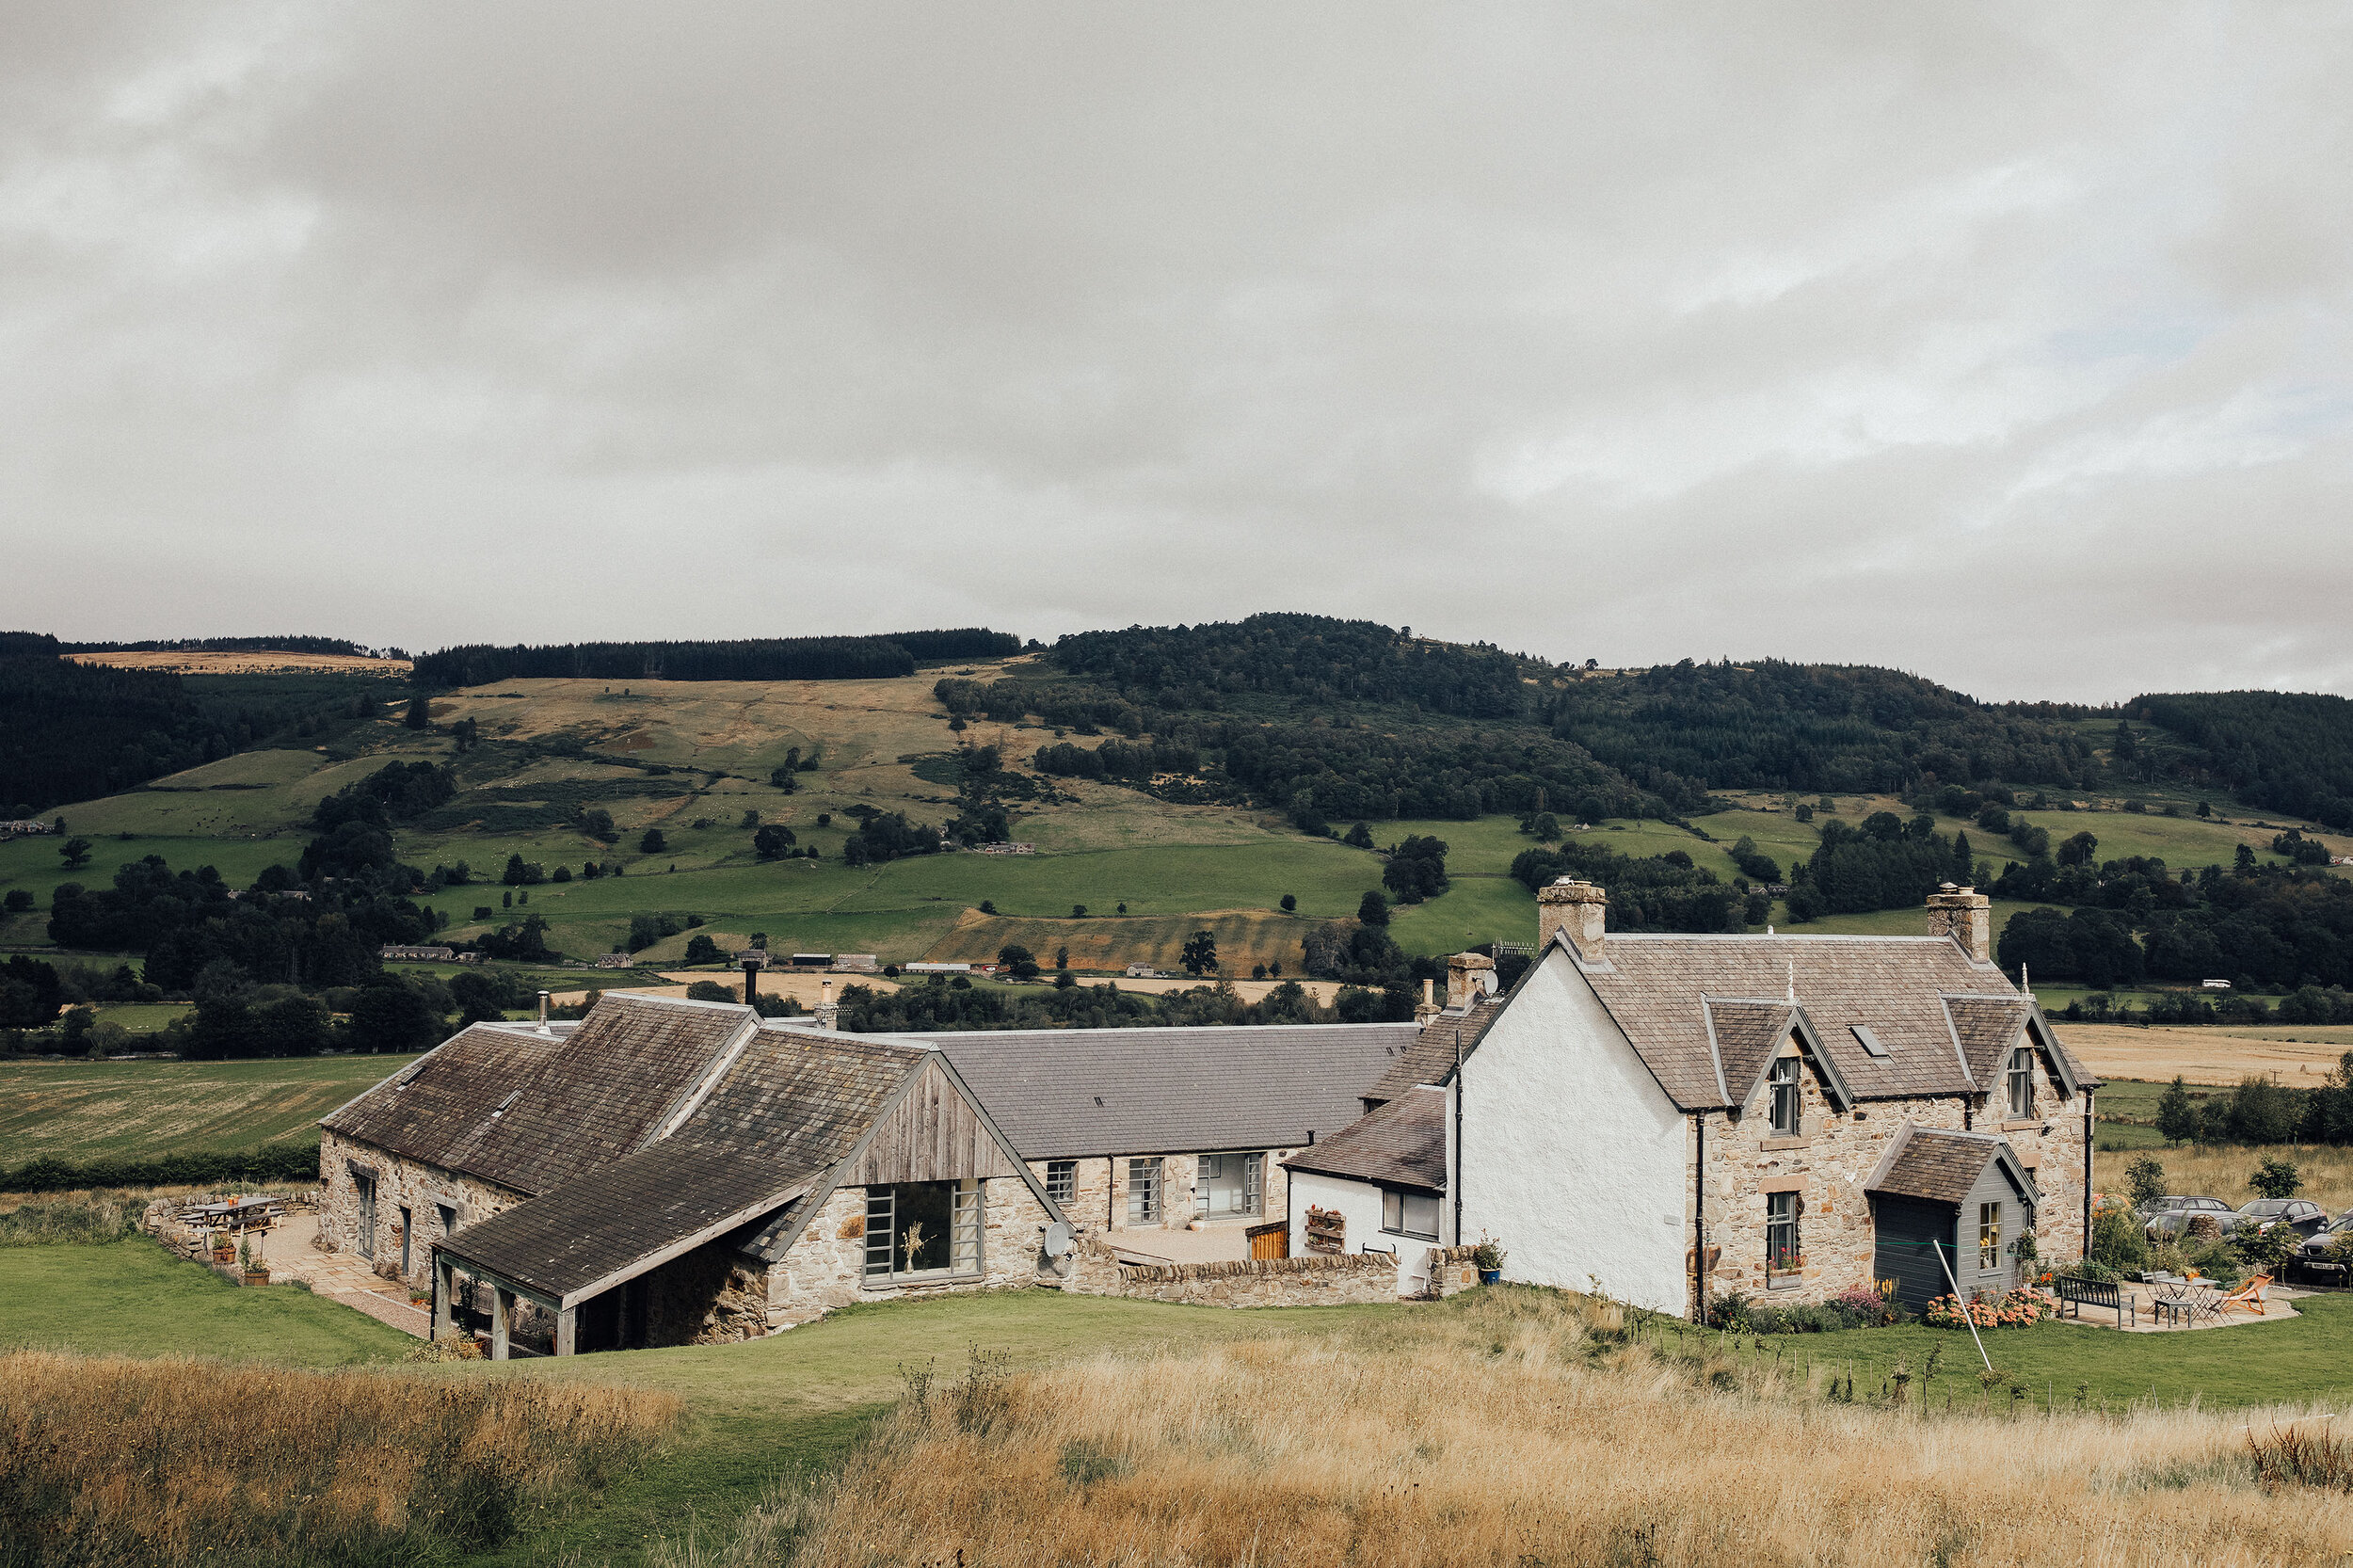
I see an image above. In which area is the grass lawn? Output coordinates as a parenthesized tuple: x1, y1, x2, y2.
(0, 1052, 416, 1163)
(1749, 1293, 2353, 1414)
(0, 1240, 412, 1364)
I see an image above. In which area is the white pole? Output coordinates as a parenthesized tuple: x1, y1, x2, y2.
(1932, 1235, 1995, 1374)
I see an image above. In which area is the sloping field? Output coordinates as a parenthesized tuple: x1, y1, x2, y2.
(69, 650, 411, 676)
(922, 908, 1316, 976)
(2061, 1023, 2352, 1087)
(0, 1054, 418, 1164)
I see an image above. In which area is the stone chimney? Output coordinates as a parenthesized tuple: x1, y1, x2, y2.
(1537, 877, 1608, 963)
(1927, 884, 1992, 963)
(1446, 951, 1496, 1008)
(814, 977, 840, 1031)
(1414, 977, 1441, 1027)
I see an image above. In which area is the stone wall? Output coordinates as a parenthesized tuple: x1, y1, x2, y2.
(1425, 1244, 1483, 1301)
(1041, 1147, 1297, 1237)
(1701, 1044, 2090, 1309)
(317, 1130, 527, 1293)
(766, 1174, 1058, 1330)
(1062, 1235, 1400, 1306)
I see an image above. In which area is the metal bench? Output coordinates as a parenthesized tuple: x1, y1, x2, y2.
(2054, 1274, 2135, 1327)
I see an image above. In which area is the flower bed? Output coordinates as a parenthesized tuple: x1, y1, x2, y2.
(1924, 1288, 2055, 1330)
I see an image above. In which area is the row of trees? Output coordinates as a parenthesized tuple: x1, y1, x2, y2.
(411, 630, 1018, 687)
(1991, 855, 2353, 990)
(2147, 1057, 2353, 1147)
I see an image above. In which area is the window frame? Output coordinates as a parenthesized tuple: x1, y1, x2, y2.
(1193, 1152, 1266, 1220)
(1127, 1158, 1162, 1224)
(1765, 1191, 1800, 1272)
(353, 1170, 377, 1259)
(1045, 1160, 1077, 1207)
(1767, 1055, 1802, 1137)
(1381, 1187, 1440, 1241)
(2006, 1045, 2035, 1119)
(1978, 1201, 2002, 1272)
(436, 1202, 458, 1237)
(863, 1180, 985, 1283)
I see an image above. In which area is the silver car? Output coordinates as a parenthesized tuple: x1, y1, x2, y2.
(2233, 1198, 2329, 1239)
(2140, 1194, 2235, 1240)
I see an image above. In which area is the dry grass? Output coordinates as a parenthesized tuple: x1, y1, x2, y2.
(2099, 1143, 2353, 1212)
(67, 650, 413, 675)
(2062, 1024, 2351, 1086)
(0, 1350, 680, 1565)
(0, 1192, 142, 1245)
(687, 1292, 2353, 1568)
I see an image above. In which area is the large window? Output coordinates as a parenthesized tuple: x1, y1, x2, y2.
(1046, 1160, 1077, 1207)
(353, 1170, 377, 1259)
(1127, 1158, 1162, 1224)
(1194, 1152, 1264, 1219)
(2007, 1047, 2035, 1119)
(1768, 1056, 1801, 1137)
(1382, 1188, 1440, 1240)
(1978, 1202, 2002, 1271)
(863, 1181, 984, 1281)
(1765, 1192, 1799, 1272)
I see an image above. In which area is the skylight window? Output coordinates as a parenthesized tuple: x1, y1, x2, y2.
(1851, 1025, 1889, 1059)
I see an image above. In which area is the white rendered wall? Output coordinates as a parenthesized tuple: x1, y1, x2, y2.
(1287, 1171, 1436, 1295)
(1460, 949, 1689, 1314)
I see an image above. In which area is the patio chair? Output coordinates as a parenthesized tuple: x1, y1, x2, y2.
(2217, 1275, 2271, 1317)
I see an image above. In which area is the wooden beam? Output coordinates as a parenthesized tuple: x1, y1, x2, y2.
(431, 1255, 453, 1340)
(555, 1305, 577, 1358)
(491, 1287, 512, 1361)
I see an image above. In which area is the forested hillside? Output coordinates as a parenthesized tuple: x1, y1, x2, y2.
(411, 630, 1020, 687)
(2125, 691, 2353, 830)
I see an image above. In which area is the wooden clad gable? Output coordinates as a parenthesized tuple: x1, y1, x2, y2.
(850, 1056, 1025, 1185)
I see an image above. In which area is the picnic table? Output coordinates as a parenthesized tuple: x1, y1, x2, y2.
(2146, 1273, 2222, 1328)
(176, 1196, 286, 1235)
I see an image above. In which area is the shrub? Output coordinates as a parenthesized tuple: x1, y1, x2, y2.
(2089, 1200, 2151, 1273)
(1925, 1289, 2053, 1330)
(2125, 1155, 2168, 1208)
(2251, 1157, 2303, 1200)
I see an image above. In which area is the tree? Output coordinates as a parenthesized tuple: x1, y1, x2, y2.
(404, 693, 431, 730)
(2056, 831, 2099, 868)
(2196, 800, 2212, 818)
(2250, 1157, 2302, 1200)
(1071, 904, 1087, 919)
(1279, 893, 1296, 913)
(684, 933, 721, 964)
(741, 809, 760, 828)
(1343, 822, 1375, 850)
(1053, 945, 1068, 970)
(1181, 929, 1218, 977)
(2155, 1076, 2199, 1144)
(346, 980, 443, 1054)
(2125, 1155, 2168, 1208)
(753, 824, 798, 859)
(579, 808, 617, 842)
(57, 837, 92, 870)
(640, 827, 668, 855)
(4, 888, 32, 912)
(997, 943, 1039, 980)
(1357, 889, 1390, 927)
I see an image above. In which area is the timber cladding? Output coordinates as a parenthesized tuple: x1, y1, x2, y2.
(850, 1059, 1024, 1185)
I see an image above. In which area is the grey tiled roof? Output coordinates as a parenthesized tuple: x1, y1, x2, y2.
(683, 1025, 930, 1167)
(1573, 935, 2094, 1112)
(438, 1140, 812, 1305)
(1283, 1089, 1447, 1192)
(321, 1022, 568, 1176)
(1364, 1000, 1501, 1105)
(1866, 1124, 2040, 1208)
(932, 1023, 1421, 1159)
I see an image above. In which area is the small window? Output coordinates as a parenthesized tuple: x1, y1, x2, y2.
(1979, 1201, 2002, 1271)
(436, 1202, 458, 1236)
(1046, 1160, 1077, 1206)
(2006, 1046, 2035, 1119)
(1768, 1055, 1801, 1137)
(1765, 1191, 1799, 1272)
(353, 1171, 377, 1259)
(398, 1206, 412, 1275)
(1382, 1189, 1440, 1240)
(1127, 1158, 1162, 1224)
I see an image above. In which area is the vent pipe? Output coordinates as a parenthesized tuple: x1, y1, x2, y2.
(742, 957, 760, 1007)
(536, 990, 551, 1034)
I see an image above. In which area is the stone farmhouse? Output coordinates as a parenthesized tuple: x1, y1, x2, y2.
(319, 994, 1064, 1357)
(1287, 880, 2096, 1318)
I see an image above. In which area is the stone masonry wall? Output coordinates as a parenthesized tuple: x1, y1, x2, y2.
(1063, 1234, 1400, 1306)
(1048, 1147, 1297, 1237)
(1699, 1045, 2090, 1311)
(316, 1130, 528, 1293)
(766, 1175, 1058, 1330)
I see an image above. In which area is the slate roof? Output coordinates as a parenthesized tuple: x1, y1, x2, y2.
(1573, 935, 2097, 1112)
(1866, 1124, 2041, 1208)
(1364, 1000, 1502, 1105)
(321, 1021, 569, 1176)
(1283, 1088, 1447, 1192)
(934, 1023, 1422, 1158)
(437, 1140, 812, 1306)
(690, 1024, 931, 1165)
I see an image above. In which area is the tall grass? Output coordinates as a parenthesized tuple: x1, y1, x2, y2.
(2099, 1143, 2353, 1210)
(0, 1350, 680, 1566)
(0, 1192, 140, 1246)
(688, 1291, 2353, 1568)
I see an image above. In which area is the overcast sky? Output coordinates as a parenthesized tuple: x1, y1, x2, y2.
(1, 3, 2347, 702)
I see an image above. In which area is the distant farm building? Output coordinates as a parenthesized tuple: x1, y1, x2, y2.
(0, 820, 55, 837)
(789, 953, 833, 968)
(381, 945, 456, 963)
(595, 953, 632, 969)
(974, 842, 1034, 856)
(836, 954, 879, 972)
(904, 962, 971, 975)
(1125, 964, 1160, 979)
(2201, 979, 2233, 990)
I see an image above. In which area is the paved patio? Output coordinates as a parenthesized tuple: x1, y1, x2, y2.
(2064, 1278, 2314, 1333)
(252, 1212, 431, 1336)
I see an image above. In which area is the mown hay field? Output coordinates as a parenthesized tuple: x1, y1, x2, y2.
(0, 1053, 418, 1164)
(2063, 1024, 2353, 1086)
(690, 1288, 2353, 1568)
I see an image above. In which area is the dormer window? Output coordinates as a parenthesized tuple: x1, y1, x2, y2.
(2007, 1046, 2034, 1120)
(1768, 1055, 1801, 1137)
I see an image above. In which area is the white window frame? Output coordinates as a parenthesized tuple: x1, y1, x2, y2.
(1765, 1191, 1799, 1272)
(2007, 1046, 2035, 1119)
(1768, 1055, 1801, 1137)
(1978, 1201, 2002, 1272)
(1128, 1158, 1162, 1224)
(1046, 1160, 1077, 1207)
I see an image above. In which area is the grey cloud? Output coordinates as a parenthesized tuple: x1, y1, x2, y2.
(0, 1, 2346, 702)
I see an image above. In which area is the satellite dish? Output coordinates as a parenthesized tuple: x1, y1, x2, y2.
(1043, 1221, 1074, 1257)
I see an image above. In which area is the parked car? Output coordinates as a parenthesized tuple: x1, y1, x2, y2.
(2233, 1198, 2331, 1239)
(2292, 1210, 2353, 1287)
(2141, 1195, 2235, 1240)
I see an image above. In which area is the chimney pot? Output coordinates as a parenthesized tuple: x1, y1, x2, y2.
(1445, 951, 1496, 1009)
(1536, 878, 1609, 962)
(1926, 885, 1993, 964)
(1414, 975, 1441, 1027)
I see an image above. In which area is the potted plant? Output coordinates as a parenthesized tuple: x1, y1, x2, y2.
(237, 1235, 268, 1287)
(1471, 1237, 1506, 1285)
(209, 1230, 235, 1264)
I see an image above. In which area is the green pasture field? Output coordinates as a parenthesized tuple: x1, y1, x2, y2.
(90, 1002, 191, 1033)
(0, 1240, 412, 1364)
(0, 1053, 417, 1164)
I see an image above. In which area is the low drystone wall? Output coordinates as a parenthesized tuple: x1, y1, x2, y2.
(1425, 1245, 1483, 1301)
(1063, 1238, 1399, 1306)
